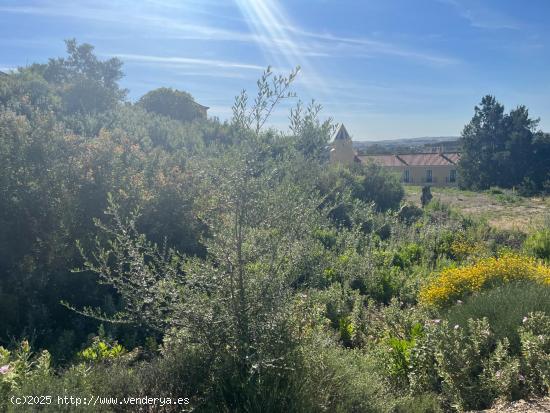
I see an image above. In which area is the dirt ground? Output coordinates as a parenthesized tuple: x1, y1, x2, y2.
(405, 186, 550, 232)
(473, 398, 550, 412)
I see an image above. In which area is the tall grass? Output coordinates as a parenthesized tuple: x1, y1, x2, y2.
(524, 229, 550, 261)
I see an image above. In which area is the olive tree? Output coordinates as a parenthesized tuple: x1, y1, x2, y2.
(72, 67, 332, 409)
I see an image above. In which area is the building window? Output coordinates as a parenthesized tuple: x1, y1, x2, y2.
(403, 170, 410, 183)
(450, 169, 456, 183)
(426, 169, 432, 183)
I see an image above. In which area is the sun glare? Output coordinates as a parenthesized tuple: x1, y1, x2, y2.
(234, 0, 326, 93)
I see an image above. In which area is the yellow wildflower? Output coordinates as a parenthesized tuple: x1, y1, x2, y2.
(419, 253, 550, 307)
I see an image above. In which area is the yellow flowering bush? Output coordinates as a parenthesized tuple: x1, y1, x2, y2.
(419, 253, 550, 307)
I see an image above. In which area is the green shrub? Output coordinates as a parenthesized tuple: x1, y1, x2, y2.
(524, 229, 550, 261)
(78, 337, 126, 362)
(494, 192, 521, 204)
(410, 318, 494, 411)
(518, 312, 550, 396)
(299, 338, 391, 413)
(313, 228, 338, 249)
(339, 315, 355, 345)
(321, 163, 404, 214)
(383, 322, 423, 386)
(518, 177, 538, 197)
(487, 187, 504, 195)
(392, 394, 443, 413)
(480, 338, 522, 402)
(391, 243, 424, 269)
(423, 199, 452, 217)
(6, 365, 104, 413)
(353, 162, 404, 212)
(1, 341, 51, 411)
(397, 203, 423, 224)
(485, 227, 526, 252)
(443, 282, 550, 353)
(407, 312, 550, 410)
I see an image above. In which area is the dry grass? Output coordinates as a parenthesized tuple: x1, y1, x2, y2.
(404, 186, 550, 232)
(473, 397, 550, 412)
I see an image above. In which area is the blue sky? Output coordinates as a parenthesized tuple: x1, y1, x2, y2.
(1, 0, 549, 140)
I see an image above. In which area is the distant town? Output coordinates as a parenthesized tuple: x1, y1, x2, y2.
(353, 136, 461, 155)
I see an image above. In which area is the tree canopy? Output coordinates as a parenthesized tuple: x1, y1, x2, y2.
(459, 95, 550, 193)
(138, 87, 206, 122)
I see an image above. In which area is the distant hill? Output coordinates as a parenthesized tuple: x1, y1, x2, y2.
(353, 136, 461, 155)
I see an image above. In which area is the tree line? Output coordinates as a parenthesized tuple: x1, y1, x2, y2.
(459, 95, 550, 194)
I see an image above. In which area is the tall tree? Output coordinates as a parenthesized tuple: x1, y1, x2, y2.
(531, 132, 550, 192)
(459, 95, 545, 191)
(502, 105, 539, 187)
(459, 95, 507, 189)
(29, 39, 126, 114)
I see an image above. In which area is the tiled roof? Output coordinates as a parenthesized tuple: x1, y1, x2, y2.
(358, 154, 405, 167)
(442, 152, 460, 163)
(193, 101, 209, 110)
(359, 152, 460, 167)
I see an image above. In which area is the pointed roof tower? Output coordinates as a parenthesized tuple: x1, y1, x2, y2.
(330, 123, 357, 165)
(332, 123, 351, 141)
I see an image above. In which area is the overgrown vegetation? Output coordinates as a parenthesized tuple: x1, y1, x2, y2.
(1, 40, 550, 412)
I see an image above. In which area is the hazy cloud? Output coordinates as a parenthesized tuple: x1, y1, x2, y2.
(111, 53, 266, 71)
(437, 0, 520, 30)
(0, 1, 459, 67)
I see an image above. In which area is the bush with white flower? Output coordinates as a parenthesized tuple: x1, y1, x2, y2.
(406, 312, 550, 411)
(0, 340, 51, 409)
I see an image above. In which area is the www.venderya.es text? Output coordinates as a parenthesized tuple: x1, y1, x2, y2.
(10, 395, 190, 407)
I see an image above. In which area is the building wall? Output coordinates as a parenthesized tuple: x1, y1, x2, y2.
(383, 165, 458, 186)
(329, 130, 459, 186)
(197, 106, 208, 119)
(408, 165, 458, 186)
(330, 138, 356, 165)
